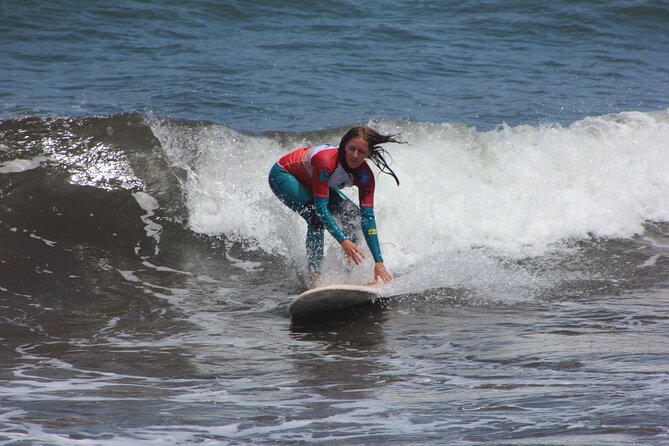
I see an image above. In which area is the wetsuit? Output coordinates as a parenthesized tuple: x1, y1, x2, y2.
(268, 145, 383, 273)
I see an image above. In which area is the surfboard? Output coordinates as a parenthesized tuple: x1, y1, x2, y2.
(288, 284, 385, 322)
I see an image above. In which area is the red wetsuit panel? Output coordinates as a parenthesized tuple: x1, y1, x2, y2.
(278, 145, 375, 208)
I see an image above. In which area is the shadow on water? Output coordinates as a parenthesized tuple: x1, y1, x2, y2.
(285, 301, 396, 409)
(289, 300, 389, 332)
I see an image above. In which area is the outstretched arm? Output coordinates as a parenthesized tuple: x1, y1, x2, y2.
(313, 197, 346, 243)
(314, 201, 369, 267)
(360, 206, 382, 262)
(361, 206, 392, 283)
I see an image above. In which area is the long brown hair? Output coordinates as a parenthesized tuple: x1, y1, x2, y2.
(338, 126, 402, 186)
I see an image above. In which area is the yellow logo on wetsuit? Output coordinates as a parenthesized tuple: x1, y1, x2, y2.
(368, 228, 378, 235)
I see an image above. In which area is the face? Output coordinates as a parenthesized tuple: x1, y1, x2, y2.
(344, 137, 370, 169)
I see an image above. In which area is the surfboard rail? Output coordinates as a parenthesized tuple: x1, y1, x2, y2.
(288, 284, 385, 321)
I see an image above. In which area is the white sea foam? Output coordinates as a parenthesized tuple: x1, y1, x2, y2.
(132, 191, 162, 253)
(0, 156, 48, 174)
(151, 111, 669, 296)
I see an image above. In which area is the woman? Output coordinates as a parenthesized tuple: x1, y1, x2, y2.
(268, 126, 401, 286)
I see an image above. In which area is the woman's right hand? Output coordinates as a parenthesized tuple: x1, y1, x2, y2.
(340, 239, 366, 266)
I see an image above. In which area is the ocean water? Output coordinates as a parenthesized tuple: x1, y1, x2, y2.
(1, 1, 669, 445)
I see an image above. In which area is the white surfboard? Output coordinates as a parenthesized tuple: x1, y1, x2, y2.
(288, 284, 384, 321)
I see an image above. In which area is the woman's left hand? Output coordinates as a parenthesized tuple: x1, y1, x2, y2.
(371, 262, 393, 284)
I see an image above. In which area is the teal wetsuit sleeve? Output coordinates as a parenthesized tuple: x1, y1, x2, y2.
(314, 197, 347, 243)
(360, 206, 383, 263)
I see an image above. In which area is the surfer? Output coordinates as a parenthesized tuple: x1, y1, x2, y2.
(268, 126, 401, 286)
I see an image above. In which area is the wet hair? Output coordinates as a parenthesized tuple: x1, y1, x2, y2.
(338, 126, 402, 186)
